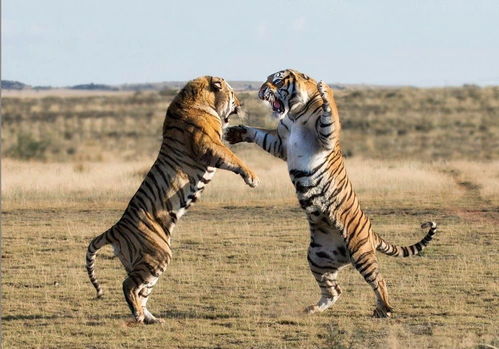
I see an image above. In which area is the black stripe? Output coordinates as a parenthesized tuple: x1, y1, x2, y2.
(307, 254, 332, 270)
(279, 120, 289, 131)
(163, 127, 186, 135)
(262, 133, 269, 150)
(316, 251, 332, 259)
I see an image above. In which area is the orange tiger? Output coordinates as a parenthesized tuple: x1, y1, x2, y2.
(86, 76, 258, 324)
(225, 69, 437, 317)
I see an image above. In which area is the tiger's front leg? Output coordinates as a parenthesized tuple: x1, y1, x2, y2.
(200, 141, 259, 187)
(224, 125, 250, 144)
(225, 125, 287, 160)
(316, 81, 336, 150)
(192, 131, 259, 187)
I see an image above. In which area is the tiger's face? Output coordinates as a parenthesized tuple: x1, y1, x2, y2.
(173, 76, 241, 129)
(258, 69, 317, 120)
(210, 77, 241, 127)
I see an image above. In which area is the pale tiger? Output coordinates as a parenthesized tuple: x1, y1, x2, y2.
(225, 69, 437, 317)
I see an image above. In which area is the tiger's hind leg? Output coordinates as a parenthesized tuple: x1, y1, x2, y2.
(123, 263, 165, 324)
(123, 275, 144, 323)
(349, 247, 394, 318)
(305, 230, 349, 314)
(138, 277, 164, 324)
(305, 269, 342, 314)
(371, 277, 393, 318)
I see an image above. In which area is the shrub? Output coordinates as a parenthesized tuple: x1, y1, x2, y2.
(7, 132, 51, 160)
(159, 88, 178, 97)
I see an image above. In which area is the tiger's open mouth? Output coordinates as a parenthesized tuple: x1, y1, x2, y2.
(259, 89, 285, 115)
(224, 105, 240, 124)
(270, 97, 284, 114)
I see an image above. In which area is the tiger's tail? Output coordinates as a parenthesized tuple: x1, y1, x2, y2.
(86, 229, 112, 298)
(375, 222, 437, 257)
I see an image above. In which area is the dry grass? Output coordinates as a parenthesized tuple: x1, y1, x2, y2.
(2, 86, 498, 347)
(2, 147, 463, 210)
(2, 148, 498, 348)
(1, 159, 149, 209)
(446, 160, 499, 206)
(3, 86, 499, 161)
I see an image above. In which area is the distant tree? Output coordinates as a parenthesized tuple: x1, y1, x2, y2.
(159, 88, 178, 97)
(1, 80, 29, 90)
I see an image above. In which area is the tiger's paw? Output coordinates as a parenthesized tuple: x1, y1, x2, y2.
(124, 320, 143, 327)
(317, 80, 328, 95)
(317, 81, 331, 112)
(372, 305, 393, 318)
(305, 303, 331, 314)
(144, 316, 165, 325)
(304, 304, 322, 314)
(304, 296, 337, 314)
(142, 309, 164, 325)
(243, 170, 259, 188)
(225, 125, 248, 144)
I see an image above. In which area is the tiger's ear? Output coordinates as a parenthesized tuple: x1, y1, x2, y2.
(211, 77, 223, 91)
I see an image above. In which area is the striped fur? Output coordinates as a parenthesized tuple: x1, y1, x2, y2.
(86, 76, 258, 324)
(225, 69, 438, 317)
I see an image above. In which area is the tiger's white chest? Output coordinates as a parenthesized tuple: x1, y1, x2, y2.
(286, 121, 323, 171)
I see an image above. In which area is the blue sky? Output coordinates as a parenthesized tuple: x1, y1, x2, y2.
(3, 0, 499, 86)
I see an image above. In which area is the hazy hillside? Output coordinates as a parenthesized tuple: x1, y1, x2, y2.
(1, 79, 264, 92)
(2, 85, 498, 161)
(1, 79, 352, 92)
(1, 80, 30, 90)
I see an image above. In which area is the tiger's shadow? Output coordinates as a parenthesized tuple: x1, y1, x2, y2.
(159, 309, 236, 320)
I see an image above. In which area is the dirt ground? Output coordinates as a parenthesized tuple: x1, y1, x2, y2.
(2, 153, 498, 348)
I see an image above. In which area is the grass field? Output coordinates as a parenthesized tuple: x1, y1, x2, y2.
(3, 86, 498, 162)
(2, 144, 498, 348)
(2, 85, 498, 348)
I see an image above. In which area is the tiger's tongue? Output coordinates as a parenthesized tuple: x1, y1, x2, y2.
(273, 100, 280, 109)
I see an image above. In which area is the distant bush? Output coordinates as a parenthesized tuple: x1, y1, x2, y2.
(2, 86, 498, 161)
(1, 80, 29, 90)
(70, 83, 118, 91)
(130, 91, 163, 104)
(159, 88, 178, 97)
(7, 132, 51, 160)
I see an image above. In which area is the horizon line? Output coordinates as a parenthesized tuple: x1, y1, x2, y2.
(2, 78, 498, 90)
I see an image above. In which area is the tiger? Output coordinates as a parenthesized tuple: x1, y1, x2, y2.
(86, 76, 258, 324)
(225, 69, 437, 317)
